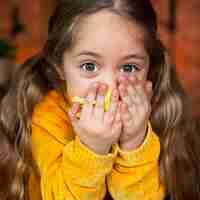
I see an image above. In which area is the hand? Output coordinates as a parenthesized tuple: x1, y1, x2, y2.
(68, 83, 122, 155)
(117, 75, 152, 151)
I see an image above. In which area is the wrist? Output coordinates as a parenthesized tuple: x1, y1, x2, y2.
(79, 139, 111, 155)
(119, 126, 148, 151)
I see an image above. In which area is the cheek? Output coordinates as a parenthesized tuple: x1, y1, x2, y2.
(66, 78, 88, 98)
(133, 68, 149, 82)
(63, 64, 98, 99)
(65, 72, 94, 99)
(63, 64, 85, 98)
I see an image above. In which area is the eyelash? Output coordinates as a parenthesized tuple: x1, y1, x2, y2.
(80, 62, 98, 73)
(79, 62, 140, 73)
(120, 64, 140, 73)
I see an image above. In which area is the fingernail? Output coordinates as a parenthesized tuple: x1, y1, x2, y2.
(99, 84, 107, 95)
(119, 75, 126, 82)
(68, 109, 74, 118)
(113, 88, 118, 96)
(71, 107, 76, 114)
(112, 89, 118, 101)
(93, 82, 98, 87)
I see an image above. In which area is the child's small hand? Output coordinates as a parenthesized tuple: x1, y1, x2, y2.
(68, 83, 122, 155)
(118, 75, 152, 151)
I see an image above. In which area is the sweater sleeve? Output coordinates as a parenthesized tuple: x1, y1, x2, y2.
(31, 91, 117, 200)
(107, 122, 166, 200)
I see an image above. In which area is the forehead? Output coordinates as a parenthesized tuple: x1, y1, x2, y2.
(71, 10, 146, 54)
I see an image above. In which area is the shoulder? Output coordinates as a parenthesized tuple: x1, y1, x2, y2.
(32, 90, 73, 144)
(34, 90, 68, 114)
(32, 90, 71, 125)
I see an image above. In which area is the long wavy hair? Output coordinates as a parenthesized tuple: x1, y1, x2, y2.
(0, 0, 199, 199)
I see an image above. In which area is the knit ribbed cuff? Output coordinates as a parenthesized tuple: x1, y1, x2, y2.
(115, 122, 160, 167)
(62, 136, 117, 186)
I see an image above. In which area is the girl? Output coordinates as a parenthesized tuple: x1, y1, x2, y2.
(0, 0, 200, 200)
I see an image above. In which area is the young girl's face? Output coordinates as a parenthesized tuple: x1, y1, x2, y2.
(63, 10, 150, 99)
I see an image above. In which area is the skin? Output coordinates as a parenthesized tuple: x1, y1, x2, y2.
(64, 10, 152, 154)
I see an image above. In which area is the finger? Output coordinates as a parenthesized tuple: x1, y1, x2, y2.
(128, 75, 137, 86)
(94, 84, 107, 121)
(68, 102, 81, 121)
(118, 81, 127, 98)
(119, 83, 133, 108)
(128, 100, 138, 119)
(120, 102, 142, 135)
(69, 116, 82, 139)
(125, 76, 141, 107)
(80, 83, 98, 120)
(126, 78, 141, 106)
(136, 68, 146, 81)
(135, 80, 150, 104)
(118, 79, 141, 117)
(120, 102, 132, 124)
(117, 74, 128, 87)
(124, 82, 141, 118)
(104, 88, 119, 126)
(68, 103, 82, 135)
(135, 82, 146, 102)
(129, 77, 145, 106)
(111, 109, 122, 140)
(134, 81, 151, 116)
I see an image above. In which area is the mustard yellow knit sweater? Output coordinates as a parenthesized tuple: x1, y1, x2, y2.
(29, 90, 165, 200)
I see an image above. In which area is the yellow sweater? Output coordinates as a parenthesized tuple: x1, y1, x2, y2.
(30, 90, 165, 200)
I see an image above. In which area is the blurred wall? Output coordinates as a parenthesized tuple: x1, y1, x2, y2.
(153, 0, 200, 118)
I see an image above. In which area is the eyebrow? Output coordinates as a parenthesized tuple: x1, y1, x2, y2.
(76, 51, 101, 59)
(76, 50, 147, 61)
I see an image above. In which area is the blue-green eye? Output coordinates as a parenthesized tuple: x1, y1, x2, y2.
(120, 64, 140, 73)
(80, 63, 97, 72)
